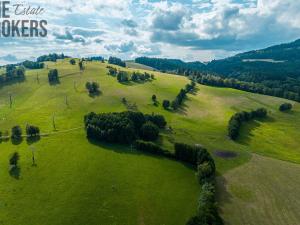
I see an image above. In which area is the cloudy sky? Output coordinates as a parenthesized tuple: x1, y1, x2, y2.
(0, 0, 300, 64)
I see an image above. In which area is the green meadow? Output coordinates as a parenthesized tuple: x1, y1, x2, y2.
(0, 59, 299, 225)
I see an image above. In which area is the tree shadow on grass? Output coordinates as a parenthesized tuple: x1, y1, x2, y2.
(189, 86, 200, 95)
(11, 137, 23, 145)
(9, 166, 21, 179)
(216, 176, 233, 214)
(26, 136, 41, 145)
(87, 138, 196, 170)
(237, 116, 276, 146)
(89, 90, 102, 98)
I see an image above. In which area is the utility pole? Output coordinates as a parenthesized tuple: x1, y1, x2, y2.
(52, 114, 56, 131)
(36, 73, 40, 84)
(9, 93, 12, 108)
(30, 146, 36, 166)
(65, 95, 69, 107)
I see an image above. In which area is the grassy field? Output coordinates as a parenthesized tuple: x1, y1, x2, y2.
(126, 61, 156, 71)
(0, 59, 299, 225)
(217, 154, 300, 225)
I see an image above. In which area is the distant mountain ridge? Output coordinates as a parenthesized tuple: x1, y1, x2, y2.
(135, 39, 300, 81)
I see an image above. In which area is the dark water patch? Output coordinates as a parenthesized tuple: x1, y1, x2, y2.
(214, 150, 238, 159)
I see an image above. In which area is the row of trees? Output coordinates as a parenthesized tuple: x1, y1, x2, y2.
(11, 125, 40, 139)
(37, 53, 67, 62)
(108, 57, 126, 67)
(22, 61, 44, 69)
(162, 80, 196, 110)
(84, 111, 166, 144)
(228, 108, 268, 140)
(107, 66, 155, 83)
(195, 74, 300, 102)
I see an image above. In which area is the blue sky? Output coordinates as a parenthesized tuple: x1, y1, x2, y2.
(0, 0, 300, 64)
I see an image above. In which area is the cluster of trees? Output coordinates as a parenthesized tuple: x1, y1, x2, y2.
(79, 60, 85, 71)
(131, 71, 154, 81)
(228, 108, 268, 140)
(107, 67, 155, 83)
(84, 111, 166, 144)
(86, 82, 100, 95)
(162, 80, 196, 110)
(48, 69, 59, 84)
(0, 65, 25, 84)
(86, 56, 104, 62)
(108, 57, 126, 67)
(279, 103, 293, 112)
(37, 53, 67, 62)
(22, 60, 44, 69)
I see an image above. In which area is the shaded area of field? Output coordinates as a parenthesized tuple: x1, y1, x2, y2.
(217, 154, 300, 225)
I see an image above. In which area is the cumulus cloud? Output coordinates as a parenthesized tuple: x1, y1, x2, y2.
(0, 0, 299, 62)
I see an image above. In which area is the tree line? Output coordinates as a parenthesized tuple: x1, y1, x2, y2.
(108, 56, 126, 67)
(22, 60, 44, 69)
(228, 108, 268, 140)
(37, 53, 67, 62)
(0, 65, 25, 85)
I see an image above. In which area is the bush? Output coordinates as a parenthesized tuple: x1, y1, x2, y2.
(279, 103, 292, 111)
(162, 100, 170, 109)
(11, 126, 22, 139)
(86, 82, 100, 95)
(70, 59, 76, 65)
(26, 124, 40, 137)
(139, 121, 159, 141)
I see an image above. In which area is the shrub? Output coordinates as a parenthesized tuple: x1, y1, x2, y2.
(279, 103, 292, 112)
(26, 124, 40, 136)
(139, 121, 159, 141)
(86, 82, 100, 95)
(11, 126, 22, 139)
(70, 59, 76, 65)
(162, 100, 170, 109)
(152, 94, 157, 102)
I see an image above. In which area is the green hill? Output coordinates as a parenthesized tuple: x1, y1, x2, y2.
(0, 59, 299, 225)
